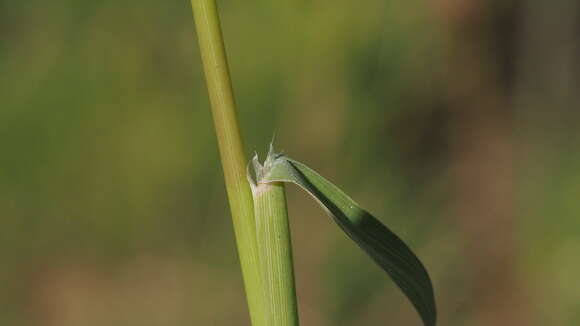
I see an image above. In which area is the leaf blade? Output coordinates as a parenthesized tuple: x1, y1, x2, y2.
(261, 155, 437, 326)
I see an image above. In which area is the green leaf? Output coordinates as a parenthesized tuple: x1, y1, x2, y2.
(257, 147, 437, 326)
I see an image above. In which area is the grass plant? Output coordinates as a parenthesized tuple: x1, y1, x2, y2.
(190, 1, 436, 325)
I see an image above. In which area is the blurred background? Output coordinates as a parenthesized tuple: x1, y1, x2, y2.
(1, 0, 579, 325)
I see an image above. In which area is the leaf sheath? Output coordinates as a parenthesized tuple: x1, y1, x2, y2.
(253, 181, 300, 326)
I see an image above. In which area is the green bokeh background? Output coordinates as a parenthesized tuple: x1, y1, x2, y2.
(1, 1, 579, 325)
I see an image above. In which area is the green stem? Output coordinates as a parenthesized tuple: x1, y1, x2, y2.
(253, 181, 300, 326)
(189, 0, 263, 324)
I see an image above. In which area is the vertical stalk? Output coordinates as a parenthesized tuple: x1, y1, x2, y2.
(253, 181, 300, 326)
(189, 0, 263, 324)
(251, 148, 300, 325)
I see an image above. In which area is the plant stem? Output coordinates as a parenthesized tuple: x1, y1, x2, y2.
(189, 0, 263, 324)
(253, 180, 300, 326)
